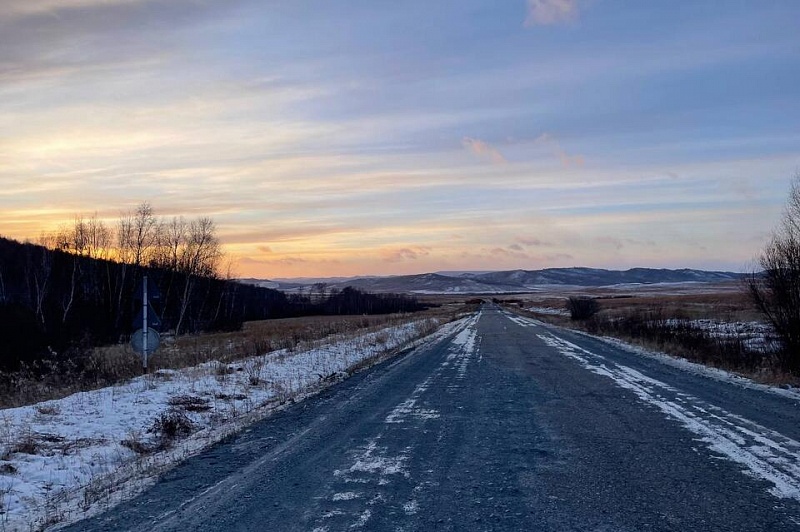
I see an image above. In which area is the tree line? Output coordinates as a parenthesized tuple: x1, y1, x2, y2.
(0, 203, 425, 372)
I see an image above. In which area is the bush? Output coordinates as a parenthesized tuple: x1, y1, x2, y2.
(150, 409, 194, 448)
(566, 297, 600, 320)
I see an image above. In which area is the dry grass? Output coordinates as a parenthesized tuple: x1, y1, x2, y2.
(500, 282, 760, 324)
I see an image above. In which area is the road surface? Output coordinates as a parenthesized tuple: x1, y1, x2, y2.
(65, 305, 800, 531)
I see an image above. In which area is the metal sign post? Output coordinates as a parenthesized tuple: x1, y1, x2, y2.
(131, 275, 160, 372)
(143, 275, 148, 373)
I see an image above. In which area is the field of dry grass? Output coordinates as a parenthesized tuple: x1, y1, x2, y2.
(502, 281, 756, 320)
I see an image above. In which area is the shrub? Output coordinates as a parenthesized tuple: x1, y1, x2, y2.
(566, 297, 600, 320)
(150, 409, 194, 448)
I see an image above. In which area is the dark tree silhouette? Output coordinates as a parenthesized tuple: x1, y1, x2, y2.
(748, 174, 800, 374)
(566, 296, 600, 320)
(0, 234, 427, 373)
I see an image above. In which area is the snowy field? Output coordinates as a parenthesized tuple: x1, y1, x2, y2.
(0, 317, 465, 531)
(661, 318, 778, 352)
(524, 306, 570, 317)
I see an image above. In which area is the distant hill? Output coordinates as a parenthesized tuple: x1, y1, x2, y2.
(237, 278, 304, 291)
(245, 267, 744, 294)
(472, 267, 742, 288)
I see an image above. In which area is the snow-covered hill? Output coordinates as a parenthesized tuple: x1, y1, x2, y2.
(244, 268, 744, 294)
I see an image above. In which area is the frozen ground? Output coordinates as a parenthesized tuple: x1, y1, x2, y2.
(0, 317, 463, 531)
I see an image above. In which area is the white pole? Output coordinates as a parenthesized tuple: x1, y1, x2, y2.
(143, 275, 148, 374)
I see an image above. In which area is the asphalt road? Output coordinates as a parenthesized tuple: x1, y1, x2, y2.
(65, 305, 800, 531)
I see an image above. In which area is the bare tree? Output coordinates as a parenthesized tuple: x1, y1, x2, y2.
(749, 174, 800, 374)
(115, 202, 159, 267)
(71, 216, 89, 256)
(27, 238, 53, 326)
(117, 211, 135, 265)
(175, 217, 222, 335)
(131, 202, 158, 267)
(0, 259, 5, 304)
(86, 213, 112, 260)
(182, 217, 221, 277)
(160, 216, 187, 271)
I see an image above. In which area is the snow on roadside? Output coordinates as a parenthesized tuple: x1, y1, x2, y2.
(524, 306, 570, 317)
(0, 317, 467, 531)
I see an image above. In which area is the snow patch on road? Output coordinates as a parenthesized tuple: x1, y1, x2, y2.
(385, 398, 440, 424)
(335, 439, 410, 480)
(332, 491, 361, 501)
(403, 499, 419, 515)
(450, 312, 480, 354)
(317, 315, 482, 530)
(322, 438, 411, 530)
(350, 509, 372, 528)
(447, 312, 481, 380)
(504, 312, 535, 329)
(385, 362, 443, 425)
(540, 333, 800, 502)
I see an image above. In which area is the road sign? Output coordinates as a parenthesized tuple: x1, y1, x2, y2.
(131, 327, 160, 355)
(134, 277, 161, 301)
(133, 304, 162, 331)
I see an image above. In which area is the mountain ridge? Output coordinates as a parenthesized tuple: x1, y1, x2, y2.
(240, 267, 745, 294)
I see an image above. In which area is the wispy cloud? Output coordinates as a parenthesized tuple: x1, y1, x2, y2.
(596, 237, 657, 250)
(380, 246, 432, 263)
(2, 0, 147, 17)
(516, 237, 554, 247)
(462, 137, 507, 164)
(534, 133, 585, 167)
(524, 0, 579, 27)
(490, 247, 532, 260)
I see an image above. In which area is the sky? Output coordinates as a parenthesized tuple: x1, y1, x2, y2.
(1, 0, 798, 278)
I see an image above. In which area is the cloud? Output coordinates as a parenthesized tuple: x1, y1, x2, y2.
(490, 247, 531, 260)
(3, 0, 148, 17)
(516, 236, 553, 247)
(380, 246, 432, 263)
(595, 237, 658, 250)
(462, 137, 507, 164)
(524, 0, 579, 27)
(534, 133, 585, 167)
(596, 236, 625, 250)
